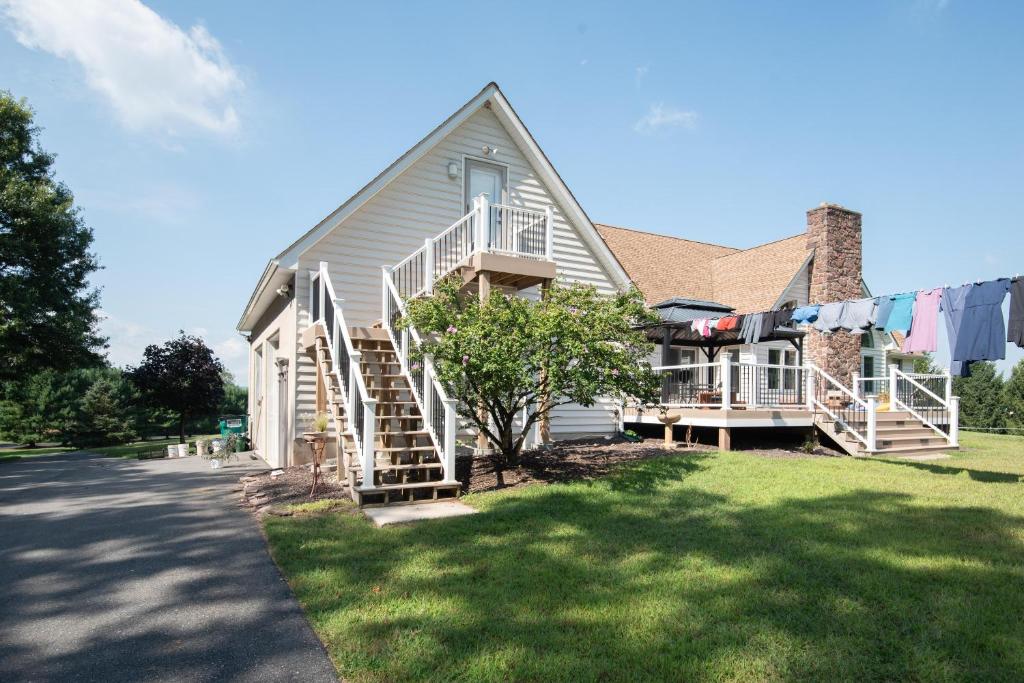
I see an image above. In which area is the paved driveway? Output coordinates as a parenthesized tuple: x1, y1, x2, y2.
(0, 452, 337, 682)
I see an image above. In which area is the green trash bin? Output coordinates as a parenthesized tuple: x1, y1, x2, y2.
(218, 415, 248, 451)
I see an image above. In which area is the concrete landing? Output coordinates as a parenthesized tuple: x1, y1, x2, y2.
(364, 501, 478, 527)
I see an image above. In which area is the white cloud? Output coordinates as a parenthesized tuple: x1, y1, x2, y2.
(634, 103, 698, 134)
(2, 0, 243, 136)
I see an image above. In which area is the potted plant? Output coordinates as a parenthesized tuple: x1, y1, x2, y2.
(303, 413, 330, 497)
(876, 391, 891, 412)
(204, 435, 238, 469)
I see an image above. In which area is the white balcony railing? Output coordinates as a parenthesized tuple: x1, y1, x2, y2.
(389, 194, 553, 299)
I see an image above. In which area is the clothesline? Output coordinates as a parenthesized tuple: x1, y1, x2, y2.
(674, 274, 1024, 377)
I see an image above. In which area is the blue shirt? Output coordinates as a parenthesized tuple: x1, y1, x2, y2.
(883, 293, 916, 333)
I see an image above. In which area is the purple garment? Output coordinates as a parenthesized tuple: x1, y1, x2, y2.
(951, 279, 1011, 375)
(902, 288, 942, 353)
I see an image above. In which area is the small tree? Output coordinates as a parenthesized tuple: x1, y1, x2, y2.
(1004, 359, 1024, 432)
(127, 333, 225, 443)
(70, 375, 137, 448)
(402, 277, 660, 477)
(953, 361, 1007, 434)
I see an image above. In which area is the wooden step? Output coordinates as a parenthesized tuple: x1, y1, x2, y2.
(375, 445, 436, 453)
(373, 462, 442, 472)
(865, 443, 954, 456)
(360, 480, 459, 493)
(375, 414, 423, 421)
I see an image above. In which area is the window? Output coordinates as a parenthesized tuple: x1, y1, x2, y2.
(784, 350, 797, 391)
(862, 355, 876, 395)
(768, 349, 781, 390)
(861, 332, 874, 348)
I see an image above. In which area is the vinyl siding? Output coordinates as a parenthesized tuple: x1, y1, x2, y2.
(292, 107, 620, 439)
(247, 293, 297, 468)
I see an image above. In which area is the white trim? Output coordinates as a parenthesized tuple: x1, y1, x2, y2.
(770, 251, 814, 311)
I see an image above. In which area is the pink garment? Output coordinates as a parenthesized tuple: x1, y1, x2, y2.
(902, 287, 942, 353)
(690, 318, 706, 336)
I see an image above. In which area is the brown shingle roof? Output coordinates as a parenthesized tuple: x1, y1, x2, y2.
(595, 224, 738, 305)
(711, 235, 811, 313)
(597, 224, 811, 313)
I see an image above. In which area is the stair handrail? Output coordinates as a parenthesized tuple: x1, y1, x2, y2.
(381, 268, 458, 484)
(806, 362, 876, 451)
(311, 262, 378, 489)
(890, 366, 959, 446)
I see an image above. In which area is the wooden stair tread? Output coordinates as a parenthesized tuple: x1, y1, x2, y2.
(376, 446, 436, 453)
(360, 481, 460, 492)
(373, 462, 442, 472)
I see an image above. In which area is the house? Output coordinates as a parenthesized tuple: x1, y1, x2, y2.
(237, 83, 958, 506)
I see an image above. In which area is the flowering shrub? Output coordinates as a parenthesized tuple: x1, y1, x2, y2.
(401, 277, 660, 472)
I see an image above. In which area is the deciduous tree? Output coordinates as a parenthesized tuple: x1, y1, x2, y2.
(402, 278, 660, 477)
(127, 333, 225, 443)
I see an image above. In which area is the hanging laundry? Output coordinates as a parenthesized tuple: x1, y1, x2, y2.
(874, 295, 895, 330)
(689, 318, 706, 337)
(814, 302, 845, 333)
(791, 305, 820, 324)
(1008, 278, 1024, 349)
(902, 288, 942, 353)
(941, 285, 971, 377)
(705, 319, 720, 337)
(716, 316, 738, 331)
(740, 313, 764, 344)
(952, 279, 1012, 375)
(837, 298, 877, 334)
(883, 293, 916, 332)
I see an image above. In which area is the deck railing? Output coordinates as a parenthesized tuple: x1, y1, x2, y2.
(309, 262, 377, 487)
(382, 269, 458, 483)
(388, 194, 554, 299)
(806, 363, 877, 452)
(655, 358, 806, 409)
(891, 366, 958, 446)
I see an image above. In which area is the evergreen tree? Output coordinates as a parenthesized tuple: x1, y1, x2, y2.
(952, 362, 1007, 433)
(1004, 359, 1024, 432)
(0, 92, 105, 382)
(70, 374, 137, 448)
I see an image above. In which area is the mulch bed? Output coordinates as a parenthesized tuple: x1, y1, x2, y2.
(238, 465, 349, 515)
(241, 436, 844, 509)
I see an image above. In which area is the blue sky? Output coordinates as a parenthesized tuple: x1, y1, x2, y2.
(2, 0, 1021, 382)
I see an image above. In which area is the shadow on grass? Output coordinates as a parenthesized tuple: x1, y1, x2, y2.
(265, 454, 1024, 681)
(873, 458, 1024, 483)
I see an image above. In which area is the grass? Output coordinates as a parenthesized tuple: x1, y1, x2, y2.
(263, 432, 1024, 682)
(0, 445, 75, 462)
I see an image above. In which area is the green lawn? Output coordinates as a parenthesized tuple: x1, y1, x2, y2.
(0, 445, 74, 462)
(264, 432, 1024, 682)
(88, 434, 221, 458)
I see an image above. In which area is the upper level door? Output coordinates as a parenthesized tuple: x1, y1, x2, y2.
(464, 159, 507, 213)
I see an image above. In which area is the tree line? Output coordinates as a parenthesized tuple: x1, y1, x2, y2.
(1, 91, 245, 449)
(914, 355, 1024, 434)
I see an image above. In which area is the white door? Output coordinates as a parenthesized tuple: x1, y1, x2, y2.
(265, 339, 280, 467)
(464, 159, 507, 213)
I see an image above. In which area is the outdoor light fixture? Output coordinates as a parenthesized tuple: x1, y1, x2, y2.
(481, 145, 499, 157)
(447, 161, 459, 179)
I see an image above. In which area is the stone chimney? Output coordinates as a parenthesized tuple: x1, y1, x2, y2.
(805, 203, 862, 385)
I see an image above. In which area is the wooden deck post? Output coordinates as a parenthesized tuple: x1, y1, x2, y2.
(718, 427, 731, 451)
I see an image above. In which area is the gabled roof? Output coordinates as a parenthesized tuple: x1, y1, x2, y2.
(595, 224, 738, 304)
(597, 224, 811, 314)
(711, 235, 811, 313)
(239, 83, 630, 331)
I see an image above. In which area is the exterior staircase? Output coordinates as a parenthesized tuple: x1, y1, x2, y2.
(311, 327, 459, 507)
(815, 409, 956, 458)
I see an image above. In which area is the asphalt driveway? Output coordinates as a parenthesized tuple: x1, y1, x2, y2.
(0, 451, 337, 682)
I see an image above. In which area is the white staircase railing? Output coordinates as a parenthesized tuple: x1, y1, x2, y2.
(890, 366, 959, 447)
(382, 269, 458, 484)
(806, 363, 877, 452)
(309, 262, 378, 490)
(388, 194, 554, 299)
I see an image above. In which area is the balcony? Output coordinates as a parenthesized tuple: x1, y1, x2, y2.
(388, 195, 557, 300)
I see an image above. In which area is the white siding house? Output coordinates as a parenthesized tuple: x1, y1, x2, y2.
(237, 83, 630, 466)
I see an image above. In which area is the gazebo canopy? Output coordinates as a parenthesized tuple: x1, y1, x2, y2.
(644, 297, 805, 360)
